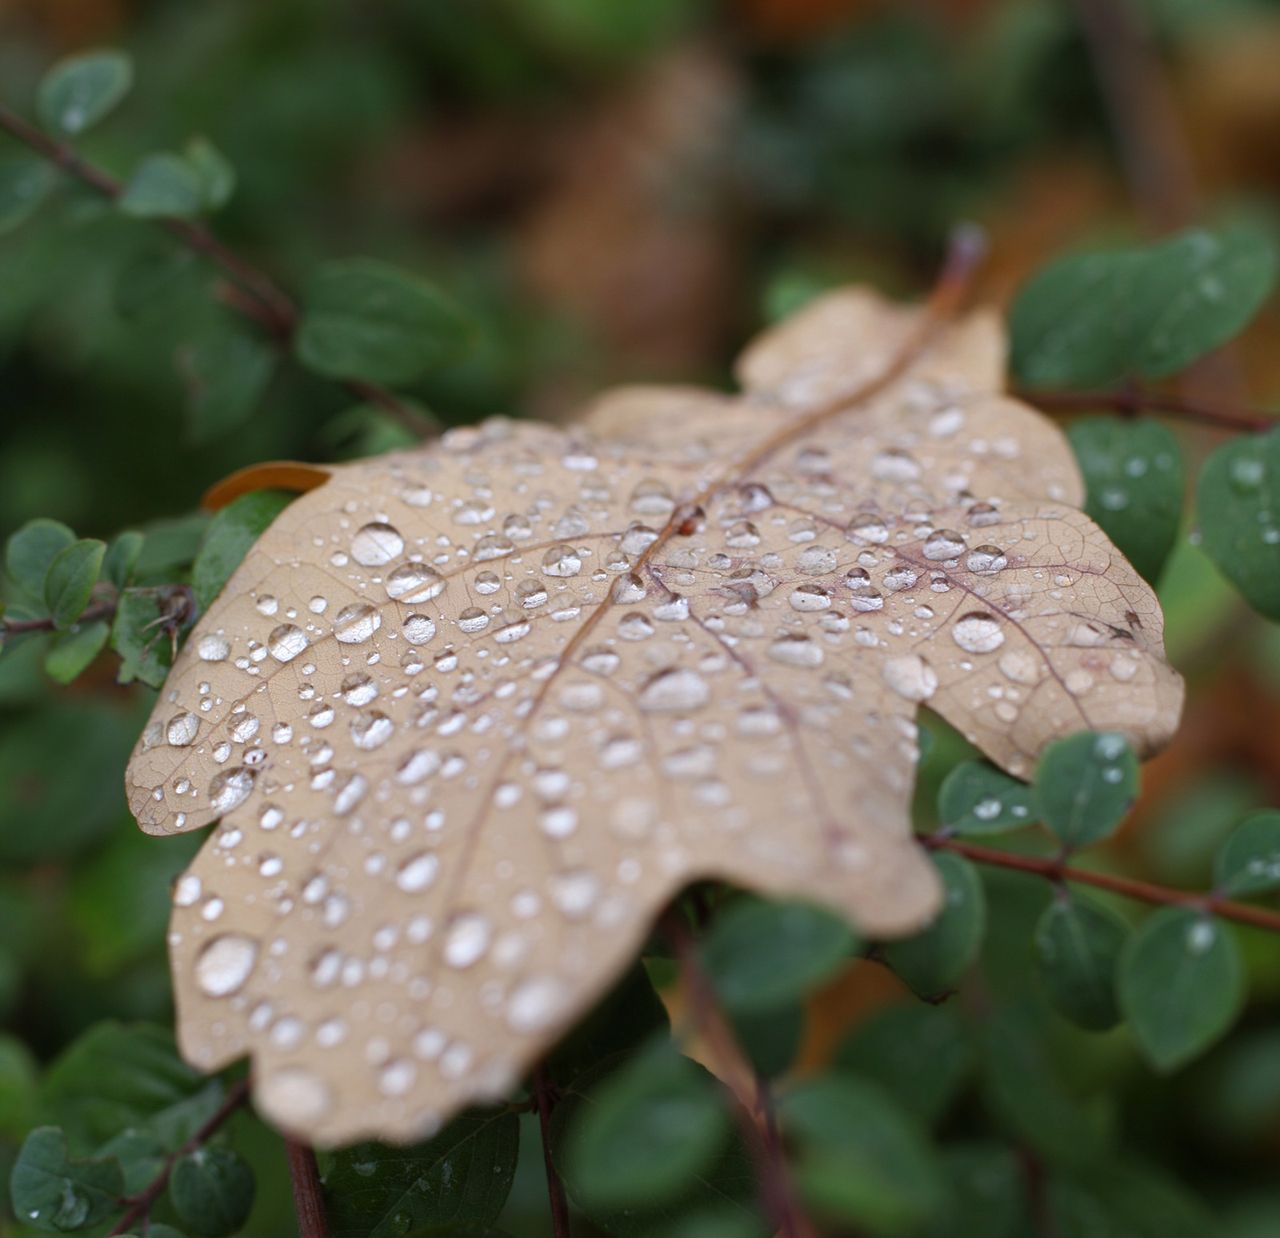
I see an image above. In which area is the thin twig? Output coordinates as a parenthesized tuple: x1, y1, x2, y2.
(533, 1066, 572, 1238)
(0, 100, 431, 438)
(108, 1077, 252, 1236)
(284, 1137, 330, 1238)
(926, 836, 1280, 934)
(1021, 387, 1276, 435)
(0, 599, 116, 636)
(662, 909, 810, 1238)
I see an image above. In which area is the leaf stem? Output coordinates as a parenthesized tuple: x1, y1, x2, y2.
(107, 1077, 251, 1236)
(926, 835, 1280, 934)
(283, 1137, 330, 1238)
(662, 909, 810, 1238)
(0, 598, 116, 636)
(1020, 387, 1276, 434)
(533, 1065, 573, 1238)
(0, 100, 431, 439)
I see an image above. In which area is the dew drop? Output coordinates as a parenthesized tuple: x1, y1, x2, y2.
(268, 624, 308, 662)
(352, 522, 405, 567)
(209, 767, 256, 813)
(167, 712, 200, 747)
(639, 667, 711, 712)
(195, 933, 258, 997)
(386, 562, 446, 603)
(952, 611, 1005, 654)
(403, 614, 437, 645)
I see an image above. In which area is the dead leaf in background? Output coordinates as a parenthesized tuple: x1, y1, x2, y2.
(125, 287, 1182, 1144)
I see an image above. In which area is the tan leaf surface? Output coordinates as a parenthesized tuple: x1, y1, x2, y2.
(126, 287, 1183, 1144)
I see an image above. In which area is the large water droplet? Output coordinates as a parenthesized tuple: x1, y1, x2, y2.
(210, 767, 256, 813)
(639, 667, 710, 712)
(167, 712, 200, 747)
(386, 562, 445, 603)
(952, 611, 1005, 653)
(195, 933, 258, 996)
(268, 623, 308, 662)
(334, 603, 381, 644)
(352, 522, 405, 567)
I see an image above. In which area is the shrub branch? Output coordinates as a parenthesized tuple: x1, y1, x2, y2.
(1022, 387, 1276, 434)
(107, 1077, 251, 1236)
(533, 1066, 573, 1238)
(283, 1137, 330, 1238)
(0, 100, 430, 438)
(927, 835, 1280, 933)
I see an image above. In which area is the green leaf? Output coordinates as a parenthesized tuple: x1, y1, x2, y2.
(110, 588, 175, 688)
(1033, 894, 1127, 1031)
(730, 1004, 804, 1079)
(295, 258, 472, 385)
(924, 1142, 1027, 1238)
(937, 760, 1033, 837)
(43, 539, 106, 629)
(118, 153, 205, 220)
(169, 1146, 255, 1238)
(1012, 222, 1278, 387)
(6, 518, 75, 599)
(1068, 417, 1184, 583)
(1215, 810, 1280, 897)
(563, 1040, 730, 1212)
(103, 531, 145, 590)
(192, 489, 294, 610)
(184, 137, 236, 211)
(95, 1129, 167, 1195)
(0, 1033, 39, 1137)
(0, 153, 57, 234)
(549, 962, 669, 1084)
(779, 1074, 945, 1233)
(980, 1008, 1113, 1165)
(882, 852, 985, 997)
(1033, 731, 1138, 850)
(700, 897, 856, 1013)
(40, 1023, 221, 1150)
(45, 621, 110, 684)
(1047, 1162, 1215, 1238)
(324, 1108, 519, 1236)
(835, 1002, 973, 1125)
(1197, 426, 1280, 619)
(37, 49, 134, 135)
(179, 324, 275, 443)
(1119, 907, 1245, 1071)
(9, 1126, 124, 1232)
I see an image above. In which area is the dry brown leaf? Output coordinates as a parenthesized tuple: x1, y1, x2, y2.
(125, 287, 1183, 1144)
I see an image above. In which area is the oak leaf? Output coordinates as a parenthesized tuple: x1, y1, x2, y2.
(125, 288, 1183, 1144)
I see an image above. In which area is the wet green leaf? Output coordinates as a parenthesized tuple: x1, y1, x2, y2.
(37, 49, 134, 135)
(1198, 426, 1280, 620)
(1033, 894, 1127, 1031)
(937, 760, 1033, 837)
(730, 1003, 804, 1079)
(923, 1142, 1027, 1238)
(1215, 810, 1280, 896)
(296, 258, 471, 385)
(9, 1126, 124, 1232)
(882, 852, 985, 997)
(324, 1108, 519, 1236)
(700, 897, 855, 1013)
(1012, 222, 1277, 387)
(1033, 731, 1138, 850)
(1119, 908, 1244, 1071)
(170, 1146, 255, 1238)
(1068, 417, 1184, 583)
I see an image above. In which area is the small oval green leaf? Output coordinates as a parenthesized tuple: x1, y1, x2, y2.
(169, 1146, 255, 1238)
(37, 49, 134, 135)
(1214, 810, 1280, 897)
(882, 852, 985, 998)
(1119, 907, 1244, 1072)
(1033, 731, 1138, 850)
(1033, 893, 1128, 1031)
(937, 761, 1033, 837)
(44, 539, 106, 629)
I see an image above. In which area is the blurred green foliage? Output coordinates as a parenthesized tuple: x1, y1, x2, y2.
(3, 0, 1280, 1234)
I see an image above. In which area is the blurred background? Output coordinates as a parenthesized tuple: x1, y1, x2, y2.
(3, 0, 1280, 1234)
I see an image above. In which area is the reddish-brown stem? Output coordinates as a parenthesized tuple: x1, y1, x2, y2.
(108, 1077, 251, 1236)
(662, 909, 810, 1238)
(0, 100, 430, 438)
(927, 836, 1280, 934)
(1021, 387, 1276, 435)
(533, 1066, 573, 1238)
(284, 1137, 330, 1238)
(1, 599, 116, 636)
